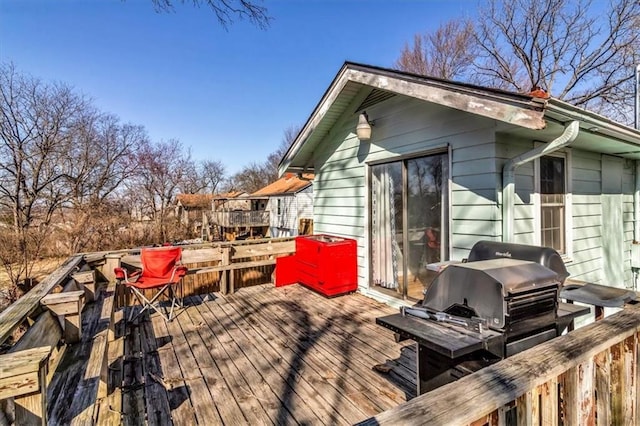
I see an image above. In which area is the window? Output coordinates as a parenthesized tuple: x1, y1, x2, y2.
(370, 152, 449, 300)
(277, 199, 282, 216)
(540, 155, 566, 253)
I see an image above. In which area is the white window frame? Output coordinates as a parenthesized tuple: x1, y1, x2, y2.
(534, 149, 573, 260)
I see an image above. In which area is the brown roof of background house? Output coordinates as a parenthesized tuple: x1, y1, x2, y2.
(176, 193, 214, 209)
(212, 191, 246, 200)
(251, 173, 314, 196)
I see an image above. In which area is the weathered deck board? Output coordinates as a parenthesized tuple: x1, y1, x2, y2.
(163, 309, 223, 424)
(251, 285, 416, 392)
(148, 314, 196, 425)
(0, 255, 83, 345)
(213, 290, 367, 424)
(238, 288, 408, 413)
(46, 283, 111, 424)
(220, 291, 376, 422)
(122, 318, 145, 426)
(123, 283, 414, 424)
(187, 296, 275, 425)
(216, 293, 363, 424)
(177, 299, 246, 425)
(137, 316, 173, 425)
(180, 296, 268, 424)
(202, 297, 299, 425)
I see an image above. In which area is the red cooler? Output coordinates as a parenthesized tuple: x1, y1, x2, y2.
(295, 234, 357, 297)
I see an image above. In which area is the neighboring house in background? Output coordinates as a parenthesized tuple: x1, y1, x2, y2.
(279, 62, 640, 305)
(176, 194, 214, 226)
(251, 173, 314, 237)
(208, 191, 268, 240)
(175, 193, 214, 239)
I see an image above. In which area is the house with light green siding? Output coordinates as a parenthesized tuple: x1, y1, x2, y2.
(279, 62, 640, 305)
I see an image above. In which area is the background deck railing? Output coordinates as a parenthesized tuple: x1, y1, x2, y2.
(209, 210, 270, 227)
(360, 303, 640, 425)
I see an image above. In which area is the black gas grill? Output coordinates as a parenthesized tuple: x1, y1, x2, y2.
(377, 241, 590, 395)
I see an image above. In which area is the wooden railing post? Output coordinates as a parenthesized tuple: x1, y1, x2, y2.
(0, 346, 52, 426)
(102, 253, 122, 283)
(220, 247, 230, 294)
(72, 269, 98, 302)
(229, 247, 236, 293)
(41, 290, 85, 343)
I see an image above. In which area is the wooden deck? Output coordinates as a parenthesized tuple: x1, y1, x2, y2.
(118, 284, 416, 425)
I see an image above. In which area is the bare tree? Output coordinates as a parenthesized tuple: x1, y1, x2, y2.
(63, 113, 147, 253)
(266, 124, 301, 181)
(0, 63, 87, 287)
(474, 0, 640, 122)
(228, 124, 302, 193)
(200, 159, 226, 194)
(396, 0, 640, 124)
(227, 161, 271, 193)
(395, 19, 478, 80)
(132, 138, 194, 242)
(178, 166, 206, 195)
(150, 0, 271, 29)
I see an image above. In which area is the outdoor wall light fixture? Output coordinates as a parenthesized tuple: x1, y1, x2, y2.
(356, 111, 374, 141)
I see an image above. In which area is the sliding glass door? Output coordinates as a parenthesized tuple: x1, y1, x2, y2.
(370, 152, 448, 300)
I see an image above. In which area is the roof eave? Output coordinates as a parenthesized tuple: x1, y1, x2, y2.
(279, 62, 548, 175)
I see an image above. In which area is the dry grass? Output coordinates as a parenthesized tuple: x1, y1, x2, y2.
(0, 257, 65, 291)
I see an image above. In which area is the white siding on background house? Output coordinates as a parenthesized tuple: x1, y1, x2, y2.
(267, 186, 314, 238)
(296, 186, 314, 220)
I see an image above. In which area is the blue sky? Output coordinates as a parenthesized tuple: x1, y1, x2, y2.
(0, 0, 475, 174)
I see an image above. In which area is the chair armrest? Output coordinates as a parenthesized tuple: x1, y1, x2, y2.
(114, 267, 140, 283)
(114, 267, 126, 280)
(175, 266, 188, 279)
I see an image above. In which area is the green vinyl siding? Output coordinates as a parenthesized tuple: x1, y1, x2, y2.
(311, 96, 502, 286)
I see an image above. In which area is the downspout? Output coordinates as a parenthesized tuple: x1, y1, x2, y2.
(635, 162, 640, 242)
(635, 64, 640, 242)
(502, 120, 580, 242)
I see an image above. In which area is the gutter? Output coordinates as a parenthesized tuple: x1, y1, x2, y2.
(502, 120, 580, 242)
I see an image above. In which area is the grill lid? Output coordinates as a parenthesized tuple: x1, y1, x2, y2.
(467, 241, 569, 283)
(422, 258, 559, 330)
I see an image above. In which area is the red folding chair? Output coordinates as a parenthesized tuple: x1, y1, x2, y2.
(115, 246, 188, 322)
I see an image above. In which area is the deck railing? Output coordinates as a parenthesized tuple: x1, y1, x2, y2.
(360, 303, 640, 425)
(209, 210, 270, 227)
(114, 237, 295, 307)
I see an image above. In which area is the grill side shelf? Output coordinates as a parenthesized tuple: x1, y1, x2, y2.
(376, 314, 502, 359)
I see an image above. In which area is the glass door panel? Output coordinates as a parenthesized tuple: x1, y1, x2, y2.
(371, 162, 404, 297)
(370, 152, 448, 300)
(406, 154, 447, 299)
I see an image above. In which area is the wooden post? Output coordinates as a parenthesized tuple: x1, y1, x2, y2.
(220, 247, 230, 294)
(103, 253, 122, 283)
(41, 290, 85, 343)
(229, 247, 236, 294)
(72, 270, 97, 302)
(0, 346, 51, 426)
